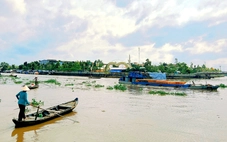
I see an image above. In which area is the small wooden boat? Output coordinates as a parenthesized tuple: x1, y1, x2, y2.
(28, 84, 39, 89)
(188, 84, 219, 90)
(12, 98, 78, 128)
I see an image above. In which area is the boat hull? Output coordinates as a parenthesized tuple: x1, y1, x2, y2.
(120, 80, 190, 88)
(119, 72, 219, 90)
(28, 85, 39, 89)
(12, 98, 78, 128)
(188, 85, 219, 90)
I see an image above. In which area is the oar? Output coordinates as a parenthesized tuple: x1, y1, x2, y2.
(33, 106, 79, 123)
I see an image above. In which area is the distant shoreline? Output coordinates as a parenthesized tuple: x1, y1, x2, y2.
(1, 71, 226, 79)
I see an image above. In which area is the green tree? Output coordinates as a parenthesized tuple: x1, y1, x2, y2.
(0, 62, 10, 71)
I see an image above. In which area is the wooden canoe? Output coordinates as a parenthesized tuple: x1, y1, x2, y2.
(12, 98, 78, 128)
(189, 84, 219, 90)
(28, 84, 39, 89)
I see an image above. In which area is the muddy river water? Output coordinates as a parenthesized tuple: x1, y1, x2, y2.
(1, 73, 227, 142)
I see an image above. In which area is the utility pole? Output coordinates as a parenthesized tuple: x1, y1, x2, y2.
(138, 47, 140, 64)
(175, 58, 178, 64)
(128, 54, 131, 65)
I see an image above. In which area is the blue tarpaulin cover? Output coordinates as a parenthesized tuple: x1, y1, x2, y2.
(148, 72, 166, 80)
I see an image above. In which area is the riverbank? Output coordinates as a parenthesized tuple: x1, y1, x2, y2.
(2, 71, 226, 79)
(50, 71, 226, 79)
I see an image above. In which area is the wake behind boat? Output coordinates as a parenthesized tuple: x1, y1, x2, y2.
(12, 98, 78, 128)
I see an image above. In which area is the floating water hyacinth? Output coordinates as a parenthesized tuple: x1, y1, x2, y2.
(219, 83, 227, 88)
(148, 90, 186, 96)
(65, 83, 74, 86)
(31, 99, 44, 107)
(106, 86, 114, 90)
(94, 84, 104, 88)
(114, 84, 127, 91)
(43, 79, 61, 85)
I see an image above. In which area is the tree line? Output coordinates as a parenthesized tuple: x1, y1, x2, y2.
(0, 58, 220, 74)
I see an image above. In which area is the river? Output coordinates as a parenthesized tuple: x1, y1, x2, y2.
(1, 73, 227, 142)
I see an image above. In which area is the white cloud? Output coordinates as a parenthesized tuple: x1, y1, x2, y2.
(186, 39, 226, 54)
(126, 0, 227, 27)
(160, 43, 183, 52)
(69, 1, 136, 37)
(8, 0, 26, 14)
(208, 58, 227, 71)
(127, 43, 182, 65)
(0, 0, 227, 71)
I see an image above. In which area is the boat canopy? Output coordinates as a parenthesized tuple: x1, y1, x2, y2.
(147, 72, 166, 80)
(128, 71, 145, 78)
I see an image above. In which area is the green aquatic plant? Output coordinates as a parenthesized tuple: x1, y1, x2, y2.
(114, 84, 127, 91)
(1, 78, 8, 84)
(173, 92, 187, 96)
(82, 81, 95, 87)
(65, 83, 74, 86)
(106, 86, 114, 90)
(149, 90, 168, 96)
(14, 81, 23, 84)
(94, 84, 104, 88)
(219, 83, 227, 88)
(82, 81, 104, 88)
(148, 90, 187, 96)
(25, 82, 31, 85)
(43, 79, 61, 85)
(25, 107, 30, 113)
(31, 99, 44, 107)
(11, 77, 23, 84)
(85, 83, 92, 86)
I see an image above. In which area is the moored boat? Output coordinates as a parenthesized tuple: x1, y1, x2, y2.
(12, 98, 78, 128)
(188, 82, 219, 90)
(119, 71, 190, 88)
(119, 71, 219, 90)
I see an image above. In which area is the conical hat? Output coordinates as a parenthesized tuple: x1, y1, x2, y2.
(22, 85, 30, 91)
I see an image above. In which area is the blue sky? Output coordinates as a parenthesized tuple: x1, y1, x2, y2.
(0, 0, 227, 71)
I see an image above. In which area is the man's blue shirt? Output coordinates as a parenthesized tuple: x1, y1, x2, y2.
(16, 91, 30, 106)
